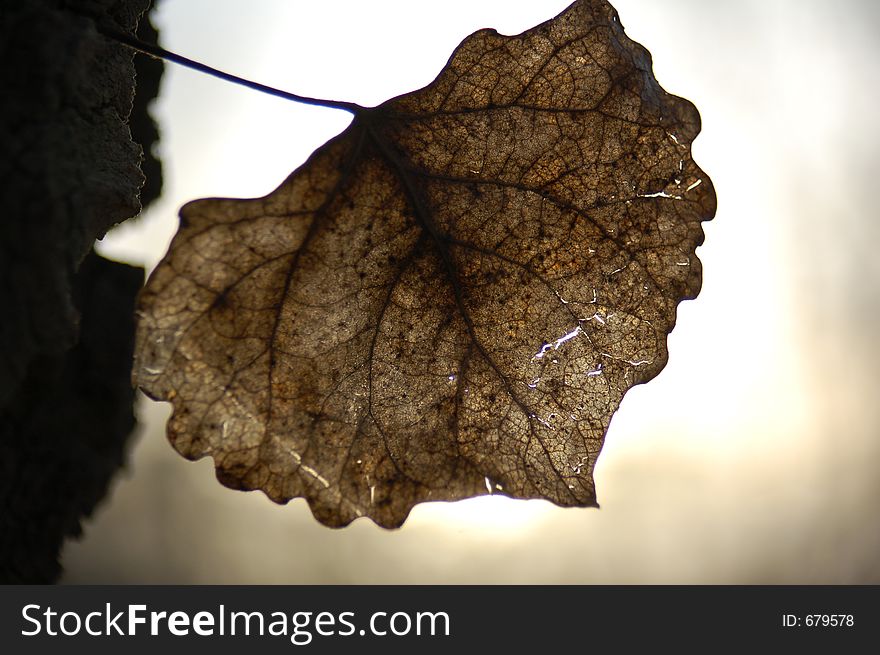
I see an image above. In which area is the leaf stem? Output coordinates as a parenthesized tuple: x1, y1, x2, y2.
(94, 20, 363, 114)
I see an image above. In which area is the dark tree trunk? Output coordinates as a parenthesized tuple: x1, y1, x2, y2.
(0, 0, 162, 582)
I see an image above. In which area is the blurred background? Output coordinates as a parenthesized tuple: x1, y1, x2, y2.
(62, 0, 880, 583)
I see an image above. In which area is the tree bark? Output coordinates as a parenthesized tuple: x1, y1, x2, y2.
(0, 0, 162, 582)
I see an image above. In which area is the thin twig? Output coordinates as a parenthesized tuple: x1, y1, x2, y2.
(94, 20, 363, 115)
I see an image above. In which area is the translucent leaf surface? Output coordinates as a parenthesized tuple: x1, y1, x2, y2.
(135, 0, 716, 527)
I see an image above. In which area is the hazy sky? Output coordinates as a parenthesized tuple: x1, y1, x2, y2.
(65, 0, 880, 583)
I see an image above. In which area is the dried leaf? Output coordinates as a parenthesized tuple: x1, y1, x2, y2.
(135, 0, 716, 527)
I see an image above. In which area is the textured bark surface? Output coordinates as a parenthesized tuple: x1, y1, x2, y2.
(0, 0, 161, 582)
(136, 0, 715, 528)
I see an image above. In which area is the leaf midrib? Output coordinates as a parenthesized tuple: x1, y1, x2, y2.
(363, 115, 581, 502)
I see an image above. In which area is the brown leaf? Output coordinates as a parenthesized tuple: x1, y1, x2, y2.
(134, 0, 716, 528)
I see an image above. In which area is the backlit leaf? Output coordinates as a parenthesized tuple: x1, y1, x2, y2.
(135, 0, 716, 527)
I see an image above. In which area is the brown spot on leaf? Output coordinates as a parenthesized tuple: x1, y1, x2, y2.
(134, 0, 715, 528)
